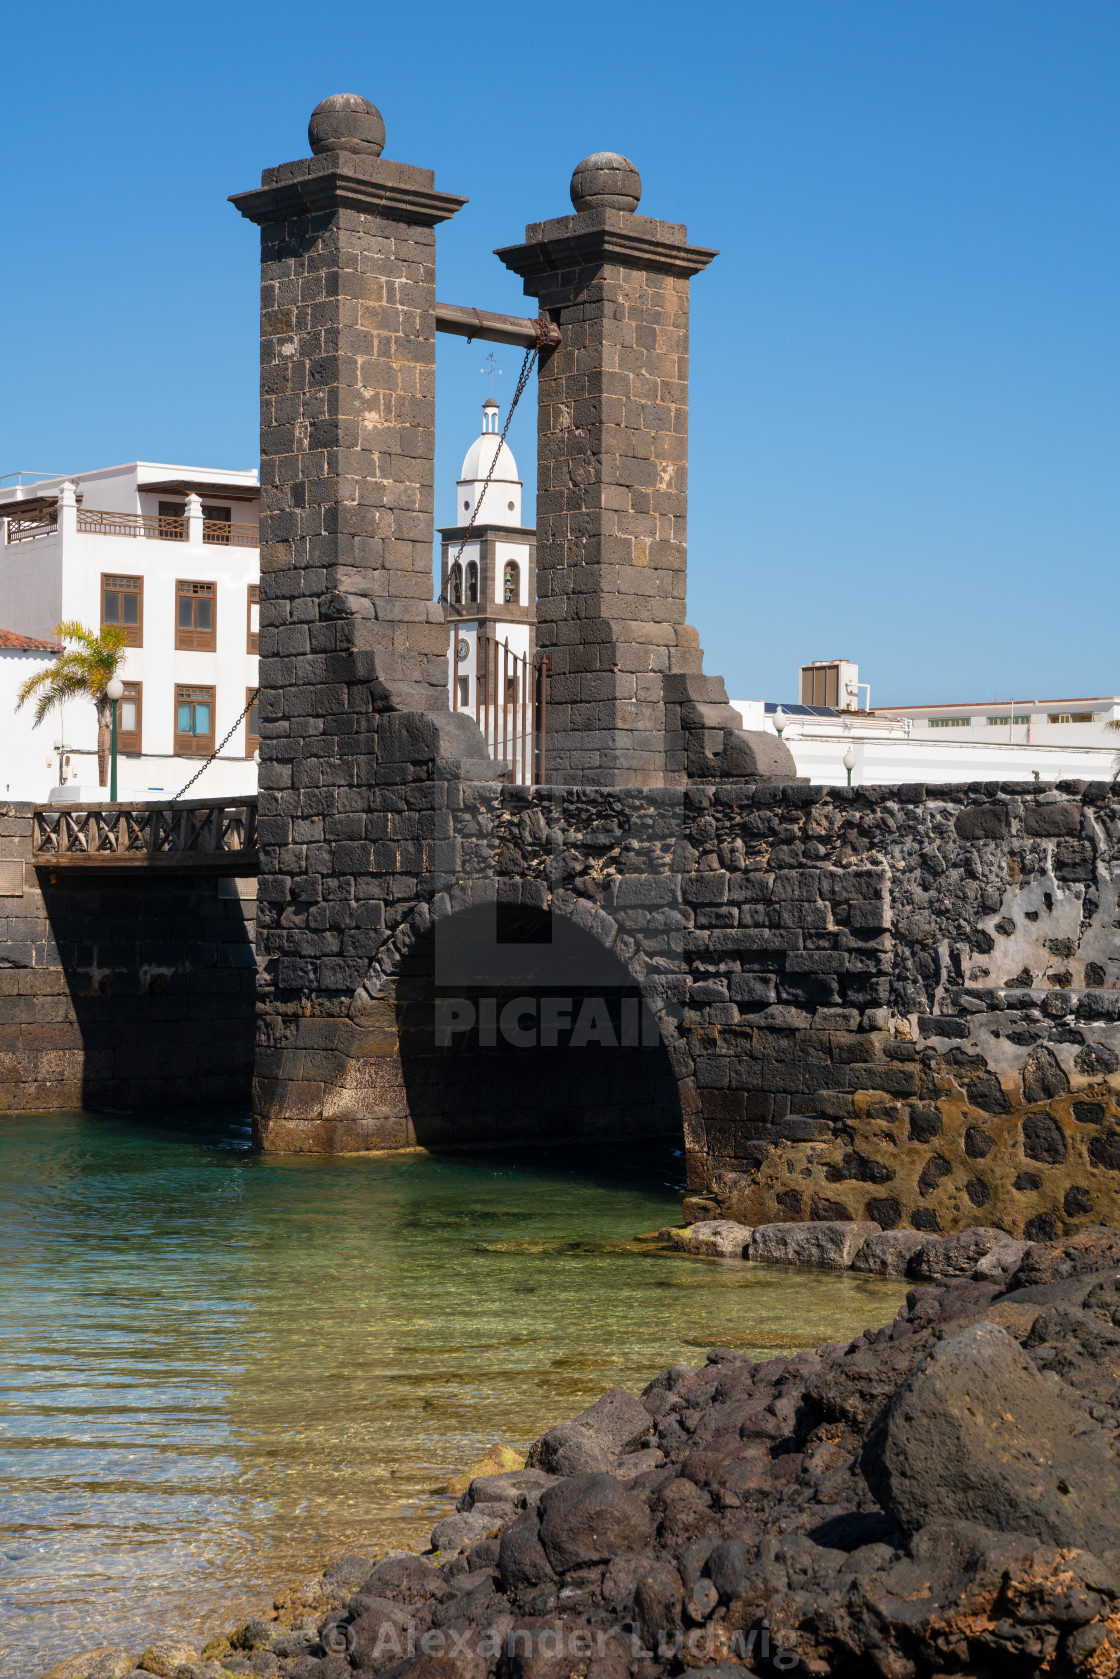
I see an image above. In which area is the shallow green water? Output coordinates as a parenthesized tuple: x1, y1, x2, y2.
(0, 1110, 908, 1677)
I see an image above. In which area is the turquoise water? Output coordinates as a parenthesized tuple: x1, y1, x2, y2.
(0, 1111, 908, 1677)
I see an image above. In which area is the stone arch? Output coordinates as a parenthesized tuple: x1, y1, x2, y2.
(345, 888, 692, 1154)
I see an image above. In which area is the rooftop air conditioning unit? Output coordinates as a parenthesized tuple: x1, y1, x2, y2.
(799, 660, 861, 711)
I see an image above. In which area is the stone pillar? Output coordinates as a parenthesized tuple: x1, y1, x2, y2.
(231, 94, 500, 1144)
(231, 92, 466, 715)
(497, 154, 796, 788)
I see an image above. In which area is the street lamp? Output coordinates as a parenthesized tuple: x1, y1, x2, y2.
(843, 744, 855, 787)
(773, 705, 787, 737)
(106, 677, 124, 801)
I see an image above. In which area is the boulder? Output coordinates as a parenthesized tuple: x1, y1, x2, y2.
(749, 1220, 881, 1270)
(703, 1536, 754, 1600)
(359, 1552, 439, 1603)
(861, 1320, 1120, 1552)
(240, 1618, 277, 1649)
(430, 1506, 506, 1554)
(137, 1641, 200, 1677)
(38, 1654, 136, 1679)
(322, 1551, 376, 1595)
(459, 1468, 556, 1512)
(682, 1197, 720, 1223)
(634, 1559, 684, 1646)
(569, 1387, 653, 1454)
(1011, 1227, 1120, 1288)
(445, 1442, 524, 1496)
(346, 1595, 424, 1672)
(529, 1422, 613, 1477)
(973, 1238, 1031, 1280)
(851, 1230, 927, 1276)
(537, 1473, 654, 1572)
(688, 1220, 753, 1258)
(497, 1508, 555, 1591)
(615, 1448, 665, 1477)
(909, 1227, 1007, 1280)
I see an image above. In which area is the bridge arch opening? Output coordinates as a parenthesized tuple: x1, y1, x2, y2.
(392, 903, 685, 1152)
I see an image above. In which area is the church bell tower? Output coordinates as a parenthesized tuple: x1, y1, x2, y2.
(439, 397, 536, 712)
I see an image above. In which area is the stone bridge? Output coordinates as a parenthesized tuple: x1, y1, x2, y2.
(252, 773, 1120, 1240)
(226, 93, 1120, 1239)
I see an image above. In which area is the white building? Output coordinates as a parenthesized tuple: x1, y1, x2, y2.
(873, 692, 1120, 747)
(733, 659, 1119, 785)
(0, 628, 65, 800)
(0, 463, 260, 801)
(438, 398, 536, 778)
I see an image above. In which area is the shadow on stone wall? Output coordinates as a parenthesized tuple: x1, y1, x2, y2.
(395, 905, 684, 1151)
(33, 872, 256, 1109)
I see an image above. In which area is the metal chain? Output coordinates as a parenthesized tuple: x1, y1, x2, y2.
(437, 344, 538, 607)
(174, 688, 259, 800)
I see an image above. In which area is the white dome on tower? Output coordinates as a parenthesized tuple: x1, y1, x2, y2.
(456, 398, 522, 526)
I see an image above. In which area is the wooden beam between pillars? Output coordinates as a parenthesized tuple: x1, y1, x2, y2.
(435, 302, 561, 350)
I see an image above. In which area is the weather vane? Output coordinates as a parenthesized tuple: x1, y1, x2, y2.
(480, 350, 503, 395)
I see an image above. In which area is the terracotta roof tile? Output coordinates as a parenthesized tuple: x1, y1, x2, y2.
(0, 628, 61, 652)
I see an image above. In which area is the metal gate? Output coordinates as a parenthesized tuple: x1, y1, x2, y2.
(453, 633, 549, 785)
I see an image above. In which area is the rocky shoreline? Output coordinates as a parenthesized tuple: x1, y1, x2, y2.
(39, 1224, 1120, 1679)
(662, 1216, 1033, 1281)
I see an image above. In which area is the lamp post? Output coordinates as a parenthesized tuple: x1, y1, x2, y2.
(843, 744, 855, 787)
(773, 705, 787, 738)
(106, 676, 123, 801)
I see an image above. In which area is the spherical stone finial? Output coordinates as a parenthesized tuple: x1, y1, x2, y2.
(308, 93, 386, 158)
(569, 151, 641, 214)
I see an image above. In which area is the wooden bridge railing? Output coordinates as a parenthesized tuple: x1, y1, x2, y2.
(32, 797, 258, 874)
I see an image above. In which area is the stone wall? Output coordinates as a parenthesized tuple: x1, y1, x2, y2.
(0, 804, 256, 1111)
(255, 776, 1120, 1238)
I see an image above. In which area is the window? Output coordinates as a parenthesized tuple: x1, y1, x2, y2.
(175, 685, 215, 756)
(118, 681, 142, 753)
(457, 675, 469, 708)
(929, 716, 971, 728)
(176, 579, 217, 651)
(1048, 711, 1100, 724)
(247, 584, 259, 654)
(246, 688, 260, 756)
(158, 500, 186, 540)
(986, 715, 1032, 726)
(449, 563, 463, 605)
(466, 561, 479, 604)
(202, 504, 231, 523)
(503, 559, 520, 605)
(101, 574, 143, 647)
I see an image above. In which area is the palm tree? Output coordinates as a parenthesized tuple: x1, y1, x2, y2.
(16, 621, 129, 788)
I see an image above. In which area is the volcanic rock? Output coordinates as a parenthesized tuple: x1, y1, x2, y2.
(851, 1229, 927, 1275)
(862, 1319, 1120, 1550)
(749, 1220, 881, 1269)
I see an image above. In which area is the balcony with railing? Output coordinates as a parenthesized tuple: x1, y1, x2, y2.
(3, 507, 258, 546)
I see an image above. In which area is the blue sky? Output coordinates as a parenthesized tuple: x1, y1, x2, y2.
(2, 1, 1115, 706)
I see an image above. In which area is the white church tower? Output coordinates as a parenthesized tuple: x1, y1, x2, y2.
(439, 396, 536, 715)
